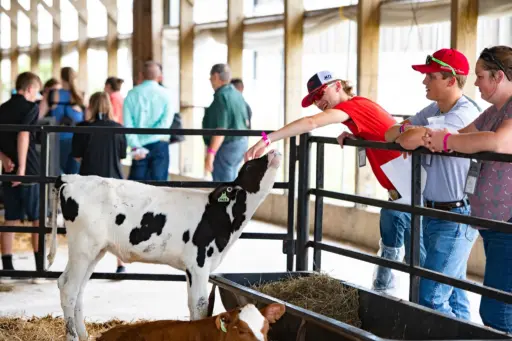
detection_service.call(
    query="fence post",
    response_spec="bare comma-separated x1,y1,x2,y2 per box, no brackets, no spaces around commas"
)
36,129,49,272
296,133,311,271
286,136,297,271
409,150,422,303
313,142,324,272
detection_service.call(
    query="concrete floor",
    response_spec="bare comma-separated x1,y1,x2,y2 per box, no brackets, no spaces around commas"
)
0,220,484,326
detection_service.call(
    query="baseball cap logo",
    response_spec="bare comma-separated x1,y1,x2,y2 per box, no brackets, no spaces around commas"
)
324,74,332,80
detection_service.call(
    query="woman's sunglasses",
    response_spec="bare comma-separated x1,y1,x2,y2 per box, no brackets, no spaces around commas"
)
479,48,511,81
309,82,336,103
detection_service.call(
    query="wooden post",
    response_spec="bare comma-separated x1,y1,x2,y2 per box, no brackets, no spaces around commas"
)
30,0,40,75
105,0,118,76
132,0,163,83
451,0,478,99
227,0,244,79
355,0,381,204
179,0,197,176
10,10,19,89
52,0,62,79
284,0,304,182
76,0,88,93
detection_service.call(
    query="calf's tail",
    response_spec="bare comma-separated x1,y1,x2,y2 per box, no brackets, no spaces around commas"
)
46,176,65,270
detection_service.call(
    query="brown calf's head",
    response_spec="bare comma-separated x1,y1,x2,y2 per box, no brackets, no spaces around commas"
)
215,303,286,341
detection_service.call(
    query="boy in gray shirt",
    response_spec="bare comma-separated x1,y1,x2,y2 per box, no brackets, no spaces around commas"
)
385,48,480,320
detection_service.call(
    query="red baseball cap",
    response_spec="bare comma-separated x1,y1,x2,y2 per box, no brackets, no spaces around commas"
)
411,48,469,76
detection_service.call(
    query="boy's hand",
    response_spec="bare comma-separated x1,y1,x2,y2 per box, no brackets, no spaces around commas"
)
0,153,14,173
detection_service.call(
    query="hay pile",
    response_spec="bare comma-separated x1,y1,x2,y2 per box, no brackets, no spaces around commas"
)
0,315,130,341
252,273,362,328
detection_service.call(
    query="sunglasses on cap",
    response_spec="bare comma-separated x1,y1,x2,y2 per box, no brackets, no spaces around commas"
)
479,48,511,81
309,82,337,103
426,55,456,76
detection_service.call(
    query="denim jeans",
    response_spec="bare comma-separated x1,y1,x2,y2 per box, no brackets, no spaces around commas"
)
212,137,248,182
128,141,170,181
59,138,80,175
479,227,512,333
419,204,478,321
373,208,426,291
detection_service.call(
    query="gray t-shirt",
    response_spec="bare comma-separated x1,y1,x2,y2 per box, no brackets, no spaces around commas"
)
408,96,481,202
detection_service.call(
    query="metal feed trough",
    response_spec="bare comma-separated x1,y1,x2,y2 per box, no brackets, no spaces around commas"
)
209,272,512,341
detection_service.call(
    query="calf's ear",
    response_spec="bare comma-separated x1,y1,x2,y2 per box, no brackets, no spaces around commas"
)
260,303,286,324
215,312,232,332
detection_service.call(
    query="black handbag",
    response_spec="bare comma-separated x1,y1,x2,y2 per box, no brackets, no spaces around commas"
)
169,112,185,144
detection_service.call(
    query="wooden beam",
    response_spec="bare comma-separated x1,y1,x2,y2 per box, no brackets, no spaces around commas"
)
77,0,88,92
355,0,381,204
179,0,197,176
451,0,478,99
40,0,61,29
227,0,244,78
10,9,18,89
52,0,62,79
30,0,40,74
284,0,303,186
105,0,118,76
10,0,38,32
132,0,163,82
69,0,88,25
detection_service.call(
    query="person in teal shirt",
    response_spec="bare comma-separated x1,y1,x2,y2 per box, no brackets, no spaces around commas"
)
123,61,174,181
202,64,249,182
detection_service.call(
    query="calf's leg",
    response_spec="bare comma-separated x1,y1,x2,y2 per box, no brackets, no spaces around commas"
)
75,249,107,341
186,267,210,320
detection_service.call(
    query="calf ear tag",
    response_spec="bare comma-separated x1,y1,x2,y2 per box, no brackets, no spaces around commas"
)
218,191,230,203
220,318,227,333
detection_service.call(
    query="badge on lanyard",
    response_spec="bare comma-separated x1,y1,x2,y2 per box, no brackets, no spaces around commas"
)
464,159,482,195
358,147,366,168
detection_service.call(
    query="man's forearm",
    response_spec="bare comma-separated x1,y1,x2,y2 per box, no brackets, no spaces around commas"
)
17,132,30,171
209,134,225,152
396,127,427,150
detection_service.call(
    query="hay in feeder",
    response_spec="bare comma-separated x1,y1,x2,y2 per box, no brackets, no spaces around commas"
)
252,273,362,328
0,315,135,341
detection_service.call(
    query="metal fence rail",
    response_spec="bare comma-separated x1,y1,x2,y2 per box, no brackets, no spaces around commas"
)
0,124,297,280
297,133,512,306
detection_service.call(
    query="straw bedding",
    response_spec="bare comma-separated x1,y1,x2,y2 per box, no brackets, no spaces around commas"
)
252,272,362,328
0,315,133,341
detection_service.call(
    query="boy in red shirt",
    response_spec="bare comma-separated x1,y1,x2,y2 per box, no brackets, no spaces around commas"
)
245,71,409,293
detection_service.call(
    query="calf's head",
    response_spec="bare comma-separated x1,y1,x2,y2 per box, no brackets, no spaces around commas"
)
209,149,281,210
215,303,285,341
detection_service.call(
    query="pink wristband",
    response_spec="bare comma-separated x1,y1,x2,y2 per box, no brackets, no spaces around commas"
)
261,132,270,146
399,122,411,134
207,148,216,155
443,133,452,152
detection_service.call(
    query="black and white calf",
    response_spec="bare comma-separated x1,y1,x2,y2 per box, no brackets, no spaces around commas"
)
47,150,282,341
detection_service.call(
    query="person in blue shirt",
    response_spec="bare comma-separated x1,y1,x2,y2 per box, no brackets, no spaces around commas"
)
46,67,85,175
123,61,173,181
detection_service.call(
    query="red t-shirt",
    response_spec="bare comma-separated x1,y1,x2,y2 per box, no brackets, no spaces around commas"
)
334,96,401,191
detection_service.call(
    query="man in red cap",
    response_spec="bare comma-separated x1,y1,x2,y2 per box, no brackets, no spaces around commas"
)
385,48,481,320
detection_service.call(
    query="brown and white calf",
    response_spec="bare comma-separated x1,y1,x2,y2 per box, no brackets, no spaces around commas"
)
46,150,282,341
97,302,286,341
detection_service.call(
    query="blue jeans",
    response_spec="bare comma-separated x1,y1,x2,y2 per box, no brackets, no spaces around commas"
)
59,138,80,175
374,208,426,291
128,141,170,181
479,227,512,333
419,204,478,321
212,137,248,182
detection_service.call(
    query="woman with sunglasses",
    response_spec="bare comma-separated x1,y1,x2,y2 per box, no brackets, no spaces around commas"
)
423,45,512,333
244,70,406,289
